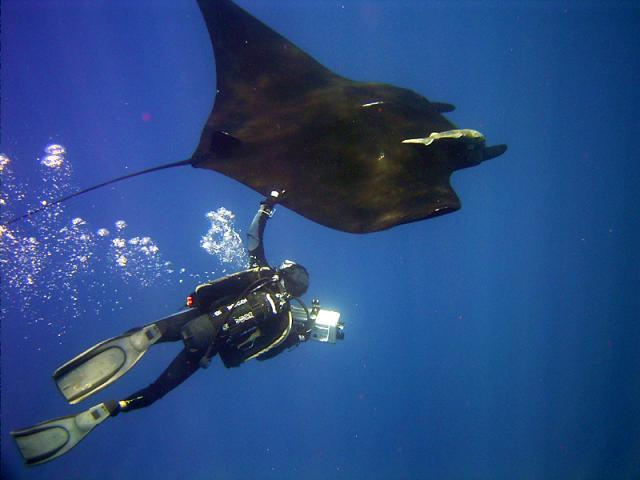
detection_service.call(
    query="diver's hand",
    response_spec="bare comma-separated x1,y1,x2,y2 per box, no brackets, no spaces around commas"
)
262,190,286,208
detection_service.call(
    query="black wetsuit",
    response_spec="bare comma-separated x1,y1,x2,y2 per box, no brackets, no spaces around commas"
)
119,202,308,412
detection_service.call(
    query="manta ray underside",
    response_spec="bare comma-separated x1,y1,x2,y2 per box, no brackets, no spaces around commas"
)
4,0,506,232
191,0,507,233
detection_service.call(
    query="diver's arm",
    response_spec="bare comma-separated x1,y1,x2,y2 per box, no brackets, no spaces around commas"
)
247,191,282,268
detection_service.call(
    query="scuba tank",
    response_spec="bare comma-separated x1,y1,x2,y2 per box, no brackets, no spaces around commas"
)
217,291,287,342
181,287,288,367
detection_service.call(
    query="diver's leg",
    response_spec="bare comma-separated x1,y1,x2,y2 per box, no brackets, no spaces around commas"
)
118,349,200,412
132,308,204,343
118,313,225,412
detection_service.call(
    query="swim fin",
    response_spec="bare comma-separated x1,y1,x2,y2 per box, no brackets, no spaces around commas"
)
53,324,163,404
11,401,118,466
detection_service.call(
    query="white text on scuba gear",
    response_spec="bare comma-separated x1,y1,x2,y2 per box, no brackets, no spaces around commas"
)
217,293,279,332
212,297,248,317
234,311,255,324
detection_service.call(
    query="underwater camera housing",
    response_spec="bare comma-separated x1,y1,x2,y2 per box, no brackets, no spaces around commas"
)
290,299,344,344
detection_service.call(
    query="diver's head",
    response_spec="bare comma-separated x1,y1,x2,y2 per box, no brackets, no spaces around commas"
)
277,260,309,297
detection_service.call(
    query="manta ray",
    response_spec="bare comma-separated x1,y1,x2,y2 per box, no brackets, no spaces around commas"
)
7,0,506,233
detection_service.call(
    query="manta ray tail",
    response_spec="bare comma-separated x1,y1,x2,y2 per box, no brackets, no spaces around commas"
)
2,159,197,227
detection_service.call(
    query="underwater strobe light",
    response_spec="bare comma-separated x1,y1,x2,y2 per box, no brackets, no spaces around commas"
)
291,300,344,344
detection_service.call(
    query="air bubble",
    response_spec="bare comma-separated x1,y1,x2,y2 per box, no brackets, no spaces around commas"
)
200,207,247,267
45,144,66,155
0,153,10,171
1,143,245,329
41,154,64,168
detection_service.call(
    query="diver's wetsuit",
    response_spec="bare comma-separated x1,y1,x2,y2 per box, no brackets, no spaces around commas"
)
119,201,308,412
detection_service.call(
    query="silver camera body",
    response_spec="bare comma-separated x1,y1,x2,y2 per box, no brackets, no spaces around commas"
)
290,299,344,344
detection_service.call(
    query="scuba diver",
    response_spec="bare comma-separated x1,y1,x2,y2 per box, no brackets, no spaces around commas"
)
11,191,344,466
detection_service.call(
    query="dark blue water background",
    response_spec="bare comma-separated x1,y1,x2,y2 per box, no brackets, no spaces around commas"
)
2,1,639,478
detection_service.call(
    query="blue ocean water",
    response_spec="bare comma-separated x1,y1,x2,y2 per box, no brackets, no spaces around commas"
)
1,0,639,478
